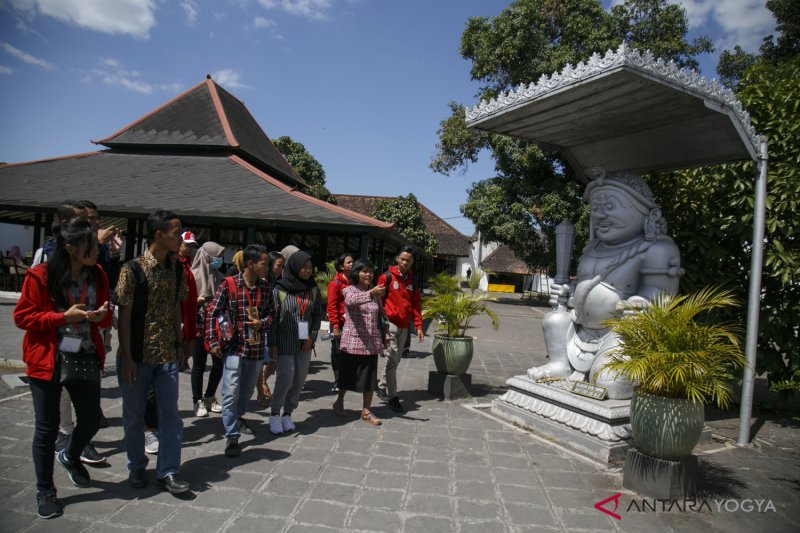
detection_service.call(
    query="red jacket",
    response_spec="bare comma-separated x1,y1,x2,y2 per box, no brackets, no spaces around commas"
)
14,264,112,380
378,265,422,330
326,272,350,331
178,255,199,341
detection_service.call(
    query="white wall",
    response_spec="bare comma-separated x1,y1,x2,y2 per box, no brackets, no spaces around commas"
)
465,233,498,290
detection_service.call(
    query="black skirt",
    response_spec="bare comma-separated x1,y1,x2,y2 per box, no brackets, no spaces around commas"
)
337,351,379,392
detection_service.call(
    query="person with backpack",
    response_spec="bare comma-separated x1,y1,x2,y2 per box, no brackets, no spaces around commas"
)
32,201,87,267
13,217,112,519
205,244,275,457
326,254,353,392
190,241,226,417
267,250,323,435
376,245,424,414
115,210,189,494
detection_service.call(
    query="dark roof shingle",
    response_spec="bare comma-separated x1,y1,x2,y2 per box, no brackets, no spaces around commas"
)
481,245,531,274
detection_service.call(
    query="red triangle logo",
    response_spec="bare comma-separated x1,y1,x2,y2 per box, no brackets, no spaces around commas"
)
594,492,623,520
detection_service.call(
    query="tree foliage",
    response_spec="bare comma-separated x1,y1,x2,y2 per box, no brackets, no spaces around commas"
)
273,135,337,204
369,194,438,255
432,0,712,270
652,56,800,390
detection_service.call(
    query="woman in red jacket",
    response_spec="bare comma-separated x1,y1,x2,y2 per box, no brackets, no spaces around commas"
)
13,218,112,519
327,254,353,392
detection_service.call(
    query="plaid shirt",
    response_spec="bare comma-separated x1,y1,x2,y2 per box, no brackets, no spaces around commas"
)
205,273,275,360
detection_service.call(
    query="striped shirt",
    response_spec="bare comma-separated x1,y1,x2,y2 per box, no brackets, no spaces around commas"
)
268,285,323,356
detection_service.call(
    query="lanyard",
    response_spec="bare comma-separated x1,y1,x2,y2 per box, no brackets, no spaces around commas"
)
66,280,88,307
296,290,309,319
243,283,261,309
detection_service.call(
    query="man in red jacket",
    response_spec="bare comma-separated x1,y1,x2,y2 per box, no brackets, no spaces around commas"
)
377,245,423,413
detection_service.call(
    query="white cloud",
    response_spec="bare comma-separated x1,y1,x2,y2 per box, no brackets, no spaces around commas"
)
212,12,226,21
258,0,332,21
180,0,198,26
1,42,55,69
254,16,276,28
7,0,157,39
89,58,181,94
0,65,13,75
212,68,249,90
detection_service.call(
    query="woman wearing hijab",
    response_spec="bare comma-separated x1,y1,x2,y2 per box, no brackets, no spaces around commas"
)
225,250,244,277
190,241,226,417
267,250,322,435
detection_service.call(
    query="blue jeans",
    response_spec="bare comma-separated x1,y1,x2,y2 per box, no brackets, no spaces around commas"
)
221,356,263,439
119,362,183,479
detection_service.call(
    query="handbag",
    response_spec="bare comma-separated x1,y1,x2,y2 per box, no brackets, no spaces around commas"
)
59,350,100,385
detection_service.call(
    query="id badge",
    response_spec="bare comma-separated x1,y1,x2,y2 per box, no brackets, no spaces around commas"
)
246,306,261,345
298,321,309,340
59,335,83,353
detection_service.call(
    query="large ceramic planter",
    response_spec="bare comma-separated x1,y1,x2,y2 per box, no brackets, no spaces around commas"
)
630,390,704,461
432,335,473,375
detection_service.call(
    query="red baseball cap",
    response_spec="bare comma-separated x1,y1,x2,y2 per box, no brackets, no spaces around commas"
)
181,231,197,244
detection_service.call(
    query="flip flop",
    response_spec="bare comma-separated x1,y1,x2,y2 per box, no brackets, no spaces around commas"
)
361,410,382,426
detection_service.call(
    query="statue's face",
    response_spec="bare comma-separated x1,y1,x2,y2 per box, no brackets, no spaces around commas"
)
590,188,646,245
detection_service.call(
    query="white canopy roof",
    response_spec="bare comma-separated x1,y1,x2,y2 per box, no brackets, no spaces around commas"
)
465,43,761,181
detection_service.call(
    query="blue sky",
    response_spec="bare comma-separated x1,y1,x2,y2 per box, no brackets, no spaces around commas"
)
0,1,776,236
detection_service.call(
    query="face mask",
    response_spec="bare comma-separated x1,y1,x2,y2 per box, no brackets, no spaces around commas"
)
210,257,223,270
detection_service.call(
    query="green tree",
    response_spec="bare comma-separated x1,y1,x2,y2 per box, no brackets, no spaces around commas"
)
652,56,800,392
432,0,712,270
273,136,337,204
369,194,438,255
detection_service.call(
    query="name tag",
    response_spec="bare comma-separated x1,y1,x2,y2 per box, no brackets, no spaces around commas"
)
59,336,83,353
298,321,309,340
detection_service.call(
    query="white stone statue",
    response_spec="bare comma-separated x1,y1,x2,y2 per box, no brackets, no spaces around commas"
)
528,170,683,399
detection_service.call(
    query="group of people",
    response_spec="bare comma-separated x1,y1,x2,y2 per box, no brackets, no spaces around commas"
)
13,201,424,520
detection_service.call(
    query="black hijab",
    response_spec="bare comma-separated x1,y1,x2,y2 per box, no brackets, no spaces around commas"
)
275,250,316,294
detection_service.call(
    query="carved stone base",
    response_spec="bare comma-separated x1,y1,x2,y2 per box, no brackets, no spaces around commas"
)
491,375,633,464
623,449,697,500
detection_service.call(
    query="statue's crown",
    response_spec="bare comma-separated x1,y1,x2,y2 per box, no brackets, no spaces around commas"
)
585,170,657,210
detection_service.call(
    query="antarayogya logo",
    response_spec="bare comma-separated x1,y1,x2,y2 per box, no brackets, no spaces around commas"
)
594,492,777,520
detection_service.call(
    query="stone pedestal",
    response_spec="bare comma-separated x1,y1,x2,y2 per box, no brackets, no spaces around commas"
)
428,372,471,400
623,449,697,500
491,376,632,464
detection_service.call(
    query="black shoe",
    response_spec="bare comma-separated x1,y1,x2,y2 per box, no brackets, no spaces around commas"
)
36,489,63,519
54,431,69,454
57,449,90,487
157,474,190,494
80,442,106,465
238,418,253,435
225,438,241,458
388,396,405,413
128,468,147,489
98,411,109,429
376,387,388,400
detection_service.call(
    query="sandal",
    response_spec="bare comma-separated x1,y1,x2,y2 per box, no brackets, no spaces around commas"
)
332,401,346,417
361,410,382,426
258,395,270,408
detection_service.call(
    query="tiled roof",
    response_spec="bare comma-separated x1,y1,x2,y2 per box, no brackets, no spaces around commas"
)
334,195,470,257
0,151,392,230
481,245,531,274
95,77,304,187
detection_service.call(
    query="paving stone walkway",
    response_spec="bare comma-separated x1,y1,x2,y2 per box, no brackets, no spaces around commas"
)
0,294,798,532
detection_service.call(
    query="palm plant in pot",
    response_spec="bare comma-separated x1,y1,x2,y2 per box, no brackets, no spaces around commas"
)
600,287,746,461
422,273,499,375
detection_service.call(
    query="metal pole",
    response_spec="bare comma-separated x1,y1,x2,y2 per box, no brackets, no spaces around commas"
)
737,139,768,446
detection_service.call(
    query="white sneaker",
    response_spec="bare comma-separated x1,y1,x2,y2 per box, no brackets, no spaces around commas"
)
195,400,208,418
205,396,223,414
281,415,295,432
269,415,283,435
144,431,159,455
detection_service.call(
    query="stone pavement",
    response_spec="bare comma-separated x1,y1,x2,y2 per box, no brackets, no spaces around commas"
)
0,294,798,532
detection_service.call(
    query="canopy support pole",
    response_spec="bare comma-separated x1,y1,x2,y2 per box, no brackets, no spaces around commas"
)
737,139,768,446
